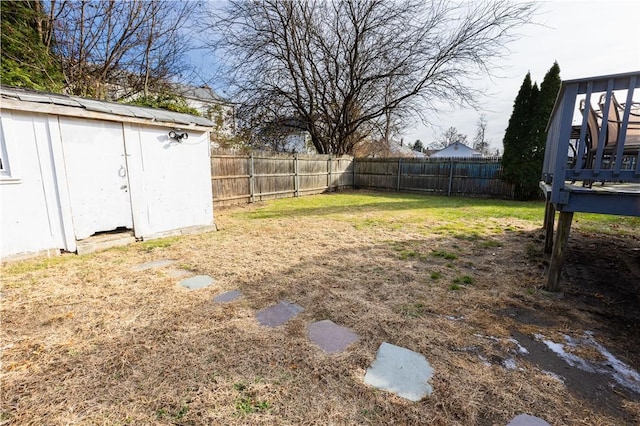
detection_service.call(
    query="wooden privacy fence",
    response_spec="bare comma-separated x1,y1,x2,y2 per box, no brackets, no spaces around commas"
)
354,157,514,198
211,152,354,207
211,153,513,206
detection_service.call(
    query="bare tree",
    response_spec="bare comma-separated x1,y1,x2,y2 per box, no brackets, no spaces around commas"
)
50,0,197,99
432,126,468,149
203,0,536,155
473,113,491,156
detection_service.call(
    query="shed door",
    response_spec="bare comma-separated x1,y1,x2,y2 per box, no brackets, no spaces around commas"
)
59,117,133,239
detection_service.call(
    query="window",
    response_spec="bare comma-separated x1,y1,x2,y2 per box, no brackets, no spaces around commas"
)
0,118,9,176
0,115,15,180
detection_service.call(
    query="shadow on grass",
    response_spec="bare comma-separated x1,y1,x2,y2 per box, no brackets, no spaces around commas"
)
3,224,639,425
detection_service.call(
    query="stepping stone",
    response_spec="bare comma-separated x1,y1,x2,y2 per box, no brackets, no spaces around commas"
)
256,301,303,327
166,269,193,278
364,342,434,401
506,414,551,426
179,275,214,290
214,290,243,303
308,320,359,353
131,259,176,271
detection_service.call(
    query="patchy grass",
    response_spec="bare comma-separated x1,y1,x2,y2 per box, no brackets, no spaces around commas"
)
1,190,638,425
140,236,180,252
453,275,474,285
431,249,458,260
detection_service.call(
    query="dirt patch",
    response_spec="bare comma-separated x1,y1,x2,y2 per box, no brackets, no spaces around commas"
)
1,193,639,425
496,232,640,424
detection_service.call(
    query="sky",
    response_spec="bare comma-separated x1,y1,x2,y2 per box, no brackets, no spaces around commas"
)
401,0,640,153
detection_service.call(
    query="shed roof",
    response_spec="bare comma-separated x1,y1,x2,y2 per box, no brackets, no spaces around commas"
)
0,85,214,129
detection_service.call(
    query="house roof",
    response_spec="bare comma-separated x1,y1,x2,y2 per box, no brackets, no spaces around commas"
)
430,142,481,158
0,85,214,129
390,141,427,158
171,83,228,104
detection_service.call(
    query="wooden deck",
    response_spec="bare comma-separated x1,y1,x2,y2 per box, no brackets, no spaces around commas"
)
540,71,640,291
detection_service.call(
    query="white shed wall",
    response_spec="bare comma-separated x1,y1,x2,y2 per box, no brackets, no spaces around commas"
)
124,124,213,238
1,108,213,259
0,111,70,258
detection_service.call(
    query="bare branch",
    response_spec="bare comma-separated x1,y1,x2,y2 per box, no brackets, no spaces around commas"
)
204,0,536,155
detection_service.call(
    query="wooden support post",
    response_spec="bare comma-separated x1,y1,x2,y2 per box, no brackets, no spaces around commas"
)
546,210,574,292
543,200,555,254
397,158,402,191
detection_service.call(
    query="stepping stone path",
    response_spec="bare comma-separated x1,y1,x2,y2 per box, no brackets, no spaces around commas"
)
179,275,215,290
364,342,434,401
506,414,551,426
214,290,243,303
131,259,176,271
131,264,437,401
308,320,359,354
256,301,303,327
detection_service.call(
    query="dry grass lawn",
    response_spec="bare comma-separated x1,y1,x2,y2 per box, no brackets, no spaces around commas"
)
2,190,639,425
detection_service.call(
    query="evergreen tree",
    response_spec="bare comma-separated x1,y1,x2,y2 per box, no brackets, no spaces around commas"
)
501,63,561,200
502,72,534,198
0,1,63,91
531,61,562,183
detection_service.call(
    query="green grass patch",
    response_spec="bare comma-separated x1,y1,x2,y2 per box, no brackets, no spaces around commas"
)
398,249,420,260
430,271,442,280
453,275,474,285
233,382,271,416
572,213,640,236
235,397,270,416
449,283,462,291
431,250,458,260
477,238,503,248
230,192,638,238
140,236,180,252
2,255,75,275
156,405,189,421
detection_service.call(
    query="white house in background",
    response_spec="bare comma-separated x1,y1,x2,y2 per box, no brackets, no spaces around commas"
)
390,141,427,158
283,131,316,154
0,86,215,260
172,83,236,144
430,142,482,158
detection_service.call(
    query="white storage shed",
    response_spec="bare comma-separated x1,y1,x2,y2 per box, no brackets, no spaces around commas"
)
0,86,215,260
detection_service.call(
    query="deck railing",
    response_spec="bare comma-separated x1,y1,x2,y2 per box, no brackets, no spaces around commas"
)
541,72,640,204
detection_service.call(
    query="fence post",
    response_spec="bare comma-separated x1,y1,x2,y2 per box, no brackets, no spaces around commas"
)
352,157,356,189
397,158,402,191
328,156,333,192
447,159,454,196
294,154,299,197
249,153,255,203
